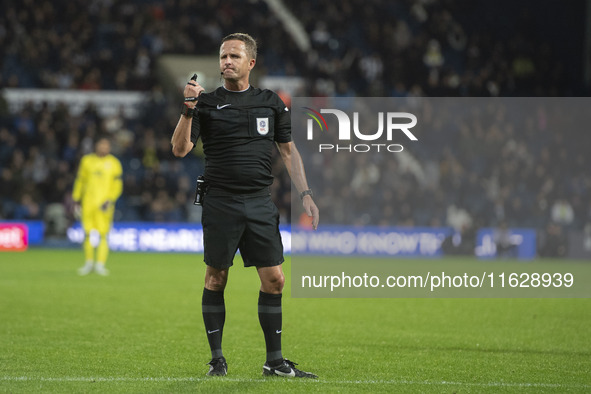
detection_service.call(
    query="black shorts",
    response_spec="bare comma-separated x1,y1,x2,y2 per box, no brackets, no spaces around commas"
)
201,187,284,269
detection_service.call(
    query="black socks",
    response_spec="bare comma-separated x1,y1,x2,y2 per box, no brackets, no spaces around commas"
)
202,288,225,359
203,288,283,365
258,291,283,366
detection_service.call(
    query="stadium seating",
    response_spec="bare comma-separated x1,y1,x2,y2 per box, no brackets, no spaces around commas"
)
1,0,589,243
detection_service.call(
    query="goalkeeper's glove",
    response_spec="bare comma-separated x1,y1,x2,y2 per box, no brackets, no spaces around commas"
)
100,201,111,212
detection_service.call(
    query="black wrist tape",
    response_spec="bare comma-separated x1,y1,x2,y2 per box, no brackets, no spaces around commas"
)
181,103,195,118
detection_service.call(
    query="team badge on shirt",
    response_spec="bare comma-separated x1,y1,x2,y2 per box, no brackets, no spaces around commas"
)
257,118,269,135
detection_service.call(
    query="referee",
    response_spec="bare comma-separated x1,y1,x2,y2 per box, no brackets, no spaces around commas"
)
171,33,319,378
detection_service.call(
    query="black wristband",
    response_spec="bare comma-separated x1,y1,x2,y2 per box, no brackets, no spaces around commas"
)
181,103,195,118
299,189,313,200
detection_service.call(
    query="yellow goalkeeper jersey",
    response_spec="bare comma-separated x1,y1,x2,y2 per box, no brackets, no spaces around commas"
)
72,153,123,210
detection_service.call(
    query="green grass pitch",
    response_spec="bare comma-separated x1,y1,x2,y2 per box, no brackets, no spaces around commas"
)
1,249,590,393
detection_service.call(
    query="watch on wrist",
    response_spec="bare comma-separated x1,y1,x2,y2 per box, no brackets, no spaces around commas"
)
299,189,313,200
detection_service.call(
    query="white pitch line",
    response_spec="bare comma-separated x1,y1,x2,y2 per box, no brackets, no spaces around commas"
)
1,376,590,389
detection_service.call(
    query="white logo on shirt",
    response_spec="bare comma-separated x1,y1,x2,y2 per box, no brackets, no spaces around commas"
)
257,118,269,135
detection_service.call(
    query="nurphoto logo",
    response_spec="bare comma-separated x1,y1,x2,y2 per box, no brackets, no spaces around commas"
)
303,107,418,153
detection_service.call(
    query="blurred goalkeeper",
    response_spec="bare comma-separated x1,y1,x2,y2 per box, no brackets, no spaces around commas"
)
72,136,123,276
171,33,319,378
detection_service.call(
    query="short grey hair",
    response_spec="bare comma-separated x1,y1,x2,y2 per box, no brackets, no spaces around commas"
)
222,33,257,60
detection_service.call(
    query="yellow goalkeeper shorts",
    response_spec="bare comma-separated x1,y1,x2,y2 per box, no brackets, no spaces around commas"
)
81,207,114,235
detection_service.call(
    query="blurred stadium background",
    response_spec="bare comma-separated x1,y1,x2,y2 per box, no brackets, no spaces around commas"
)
1,0,591,259
1,2,591,392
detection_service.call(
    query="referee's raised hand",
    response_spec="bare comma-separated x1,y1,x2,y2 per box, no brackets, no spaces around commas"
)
184,75,204,108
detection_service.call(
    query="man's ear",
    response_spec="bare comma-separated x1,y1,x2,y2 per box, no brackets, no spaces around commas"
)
249,58,256,70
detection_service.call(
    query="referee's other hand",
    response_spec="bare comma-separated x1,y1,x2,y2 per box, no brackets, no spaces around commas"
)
303,196,319,230
184,81,204,108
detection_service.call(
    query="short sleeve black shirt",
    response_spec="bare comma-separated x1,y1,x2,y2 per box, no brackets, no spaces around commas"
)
190,86,291,193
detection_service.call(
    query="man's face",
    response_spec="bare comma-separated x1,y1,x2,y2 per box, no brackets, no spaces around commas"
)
219,40,255,82
95,139,111,157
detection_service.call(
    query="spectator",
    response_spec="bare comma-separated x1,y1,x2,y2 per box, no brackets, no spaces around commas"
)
550,198,575,228
493,221,518,258
538,222,568,258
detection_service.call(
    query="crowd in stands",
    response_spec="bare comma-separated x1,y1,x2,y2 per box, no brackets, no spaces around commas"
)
1,0,589,247
0,97,203,234
297,99,591,233
1,0,293,91
3,0,585,95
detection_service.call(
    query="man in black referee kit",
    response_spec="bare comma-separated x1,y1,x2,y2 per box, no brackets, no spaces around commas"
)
171,33,319,378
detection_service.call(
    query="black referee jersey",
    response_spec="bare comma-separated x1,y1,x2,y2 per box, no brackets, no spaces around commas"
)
190,86,291,193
